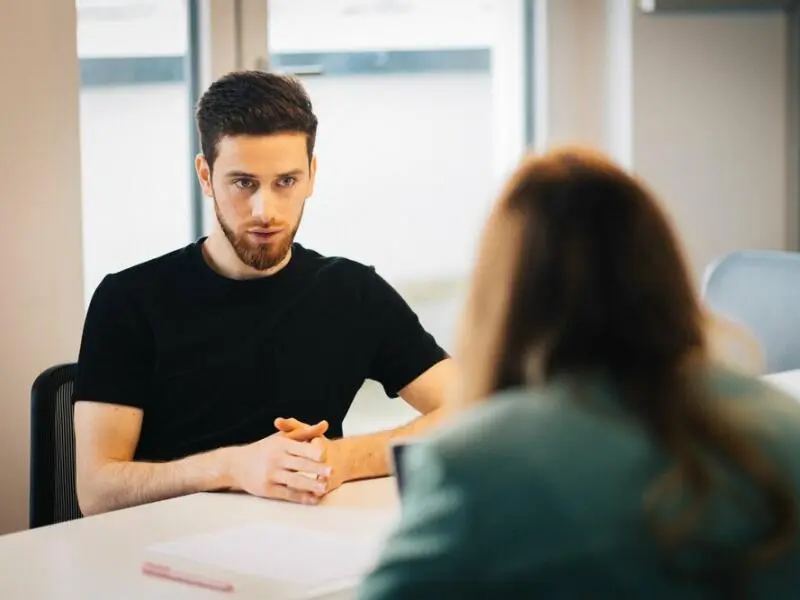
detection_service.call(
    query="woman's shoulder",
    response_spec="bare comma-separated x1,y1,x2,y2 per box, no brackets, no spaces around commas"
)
706,365,800,452
425,367,800,474
704,364,800,421
433,385,572,444
422,380,614,476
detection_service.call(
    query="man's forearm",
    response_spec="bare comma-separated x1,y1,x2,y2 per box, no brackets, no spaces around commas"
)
335,407,445,483
79,447,235,516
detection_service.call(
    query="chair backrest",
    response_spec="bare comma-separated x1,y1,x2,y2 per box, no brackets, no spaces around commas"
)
702,250,800,374
29,363,82,528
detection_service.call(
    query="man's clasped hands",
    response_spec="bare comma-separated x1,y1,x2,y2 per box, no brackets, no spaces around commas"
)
224,416,346,505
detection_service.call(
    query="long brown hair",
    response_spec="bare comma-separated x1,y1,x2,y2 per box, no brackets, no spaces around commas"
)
457,147,796,578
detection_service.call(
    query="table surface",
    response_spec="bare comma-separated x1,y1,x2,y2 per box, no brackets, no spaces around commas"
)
763,368,800,397
0,478,397,600
3,370,800,600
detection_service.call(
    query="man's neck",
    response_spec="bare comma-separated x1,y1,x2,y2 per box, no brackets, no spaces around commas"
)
202,230,292,280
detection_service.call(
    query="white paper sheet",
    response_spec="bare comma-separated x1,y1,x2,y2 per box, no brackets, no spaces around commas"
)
148,507,397,587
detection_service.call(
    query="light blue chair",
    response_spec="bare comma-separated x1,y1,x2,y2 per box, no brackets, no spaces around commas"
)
702,250,800,374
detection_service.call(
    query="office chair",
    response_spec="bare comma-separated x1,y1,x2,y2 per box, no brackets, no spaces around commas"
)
702,250,800,374
29,363,82,528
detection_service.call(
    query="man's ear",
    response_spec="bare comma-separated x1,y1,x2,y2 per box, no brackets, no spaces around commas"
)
195,154,213,198
307,155,317,198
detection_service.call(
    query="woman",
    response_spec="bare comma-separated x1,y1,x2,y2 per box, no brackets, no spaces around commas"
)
357,148,800,599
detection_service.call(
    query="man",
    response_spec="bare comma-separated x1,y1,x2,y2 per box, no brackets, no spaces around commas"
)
73,71,454,516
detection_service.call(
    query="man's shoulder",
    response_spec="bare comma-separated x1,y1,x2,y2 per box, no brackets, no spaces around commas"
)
92,242,200,300
295,244,376,280
428,389,570,462
295,246,411,317
116,242,198,280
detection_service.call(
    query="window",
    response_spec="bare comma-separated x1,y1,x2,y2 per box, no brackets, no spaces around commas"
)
264,0,530,432
267,0,526,293
77,0,194,305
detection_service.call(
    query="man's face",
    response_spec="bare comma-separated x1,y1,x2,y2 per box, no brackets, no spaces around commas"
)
196,133,316,271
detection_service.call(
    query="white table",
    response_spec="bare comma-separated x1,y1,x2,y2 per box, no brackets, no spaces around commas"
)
0,478,397,600
763,369,800,399
8,371,798,600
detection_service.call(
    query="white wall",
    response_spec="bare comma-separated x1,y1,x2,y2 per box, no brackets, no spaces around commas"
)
77,0,187,57
0,1,85,534
631,9,789,280
789,4,800,249
536,0,610,150
269,0,510,52
538,0,792,280
80,84,192,304
293,73,495,283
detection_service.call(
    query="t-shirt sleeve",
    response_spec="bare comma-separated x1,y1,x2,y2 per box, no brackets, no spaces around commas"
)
365,268,448,398
73,274,154,410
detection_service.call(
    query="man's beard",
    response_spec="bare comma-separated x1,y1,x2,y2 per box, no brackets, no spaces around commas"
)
214,197,302,271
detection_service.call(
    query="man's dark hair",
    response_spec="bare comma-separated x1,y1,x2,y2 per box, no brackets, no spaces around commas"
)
195,70,318,171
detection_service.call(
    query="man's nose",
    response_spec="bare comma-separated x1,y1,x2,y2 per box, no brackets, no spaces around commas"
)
250,189,277,220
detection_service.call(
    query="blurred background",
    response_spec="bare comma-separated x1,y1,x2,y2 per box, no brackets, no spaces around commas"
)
1,0,798,533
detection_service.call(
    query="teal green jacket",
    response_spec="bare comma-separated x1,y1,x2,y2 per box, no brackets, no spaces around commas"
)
358,368,800,599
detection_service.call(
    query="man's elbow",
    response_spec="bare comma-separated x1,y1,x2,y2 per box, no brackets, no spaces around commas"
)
76,470,112,517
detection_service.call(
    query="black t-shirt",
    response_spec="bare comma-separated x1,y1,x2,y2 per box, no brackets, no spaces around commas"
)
73,240,447,462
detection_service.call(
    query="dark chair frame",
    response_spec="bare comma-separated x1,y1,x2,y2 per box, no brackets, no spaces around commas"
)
29,362,82,528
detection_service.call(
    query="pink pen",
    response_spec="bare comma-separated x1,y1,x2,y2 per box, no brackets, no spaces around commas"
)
141,561,235,592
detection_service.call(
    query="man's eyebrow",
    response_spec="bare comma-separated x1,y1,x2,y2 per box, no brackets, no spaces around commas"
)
224,170,257,179
276,169,305,178
223,169,305,179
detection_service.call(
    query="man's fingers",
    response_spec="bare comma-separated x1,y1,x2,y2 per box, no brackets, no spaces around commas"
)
275,417,329,436
283,420,329,442
274,417,306,431
311,437,328,461
282,437,326,461
267,484,319,505
281,454,332,479
271,469,328,496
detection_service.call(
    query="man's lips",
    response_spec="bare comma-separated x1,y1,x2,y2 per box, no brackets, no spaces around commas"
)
247,228,283,243
247,227,284,235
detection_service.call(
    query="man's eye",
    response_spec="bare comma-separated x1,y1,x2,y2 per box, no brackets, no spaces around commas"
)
234,179,255,190
276,177,297,188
